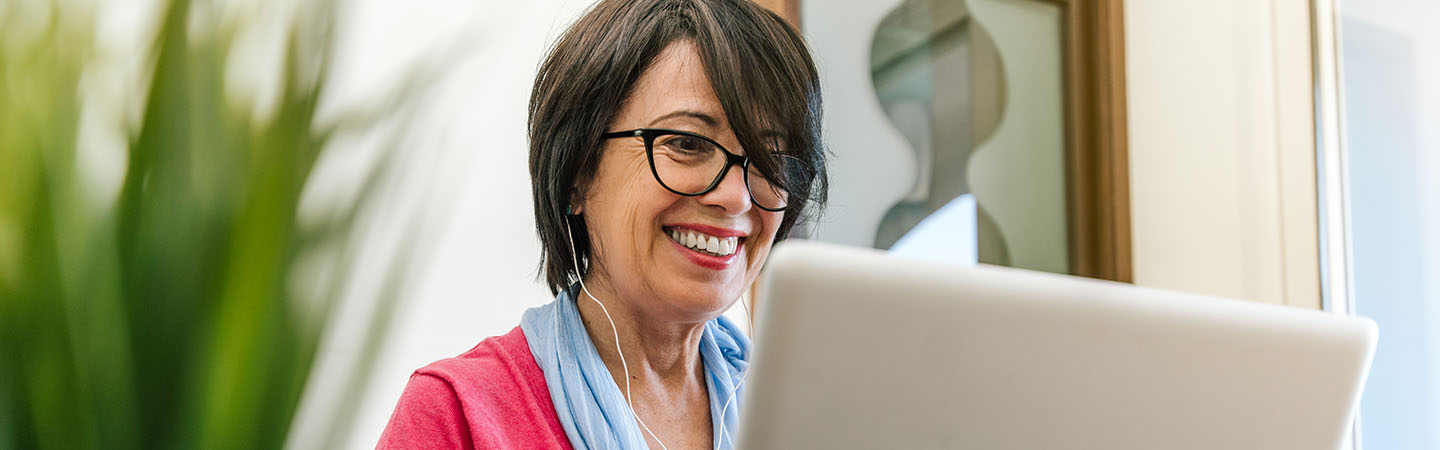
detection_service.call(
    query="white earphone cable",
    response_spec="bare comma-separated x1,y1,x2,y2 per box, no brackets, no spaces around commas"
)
567,218,670,450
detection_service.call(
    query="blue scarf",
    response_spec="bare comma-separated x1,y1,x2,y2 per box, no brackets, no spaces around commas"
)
520,286,750,450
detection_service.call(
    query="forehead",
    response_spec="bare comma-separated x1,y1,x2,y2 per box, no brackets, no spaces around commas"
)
616,40,729,131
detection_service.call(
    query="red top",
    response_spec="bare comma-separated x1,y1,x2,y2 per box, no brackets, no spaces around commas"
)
377,326,574,449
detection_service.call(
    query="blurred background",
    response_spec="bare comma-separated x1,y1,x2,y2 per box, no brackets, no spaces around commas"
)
1,0,1435,449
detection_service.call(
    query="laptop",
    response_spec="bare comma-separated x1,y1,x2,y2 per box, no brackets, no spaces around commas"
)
737,240,1376,450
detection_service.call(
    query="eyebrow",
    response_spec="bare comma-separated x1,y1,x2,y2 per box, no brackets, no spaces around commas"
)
647,110,787,144
647,110,720,127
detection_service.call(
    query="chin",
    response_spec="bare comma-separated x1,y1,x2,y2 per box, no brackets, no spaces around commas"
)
666,283,743,318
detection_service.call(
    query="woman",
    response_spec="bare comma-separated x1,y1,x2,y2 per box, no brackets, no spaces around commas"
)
378,0,825,448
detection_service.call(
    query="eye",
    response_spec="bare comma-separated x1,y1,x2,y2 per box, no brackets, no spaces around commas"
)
658,134,713,155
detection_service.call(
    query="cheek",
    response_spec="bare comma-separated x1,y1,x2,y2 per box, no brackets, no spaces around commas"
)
758,210,785,242
611,175,680,263
618,190,664,241
746,211,787,268
586,169,656,260
593,156,670,227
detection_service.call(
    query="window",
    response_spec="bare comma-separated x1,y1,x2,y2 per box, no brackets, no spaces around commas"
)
1335,0,1440,447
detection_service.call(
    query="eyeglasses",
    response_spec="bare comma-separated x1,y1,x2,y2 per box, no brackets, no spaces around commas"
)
600,128,810,212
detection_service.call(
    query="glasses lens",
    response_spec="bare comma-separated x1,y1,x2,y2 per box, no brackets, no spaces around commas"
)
748,154,810,211
650,132,728,194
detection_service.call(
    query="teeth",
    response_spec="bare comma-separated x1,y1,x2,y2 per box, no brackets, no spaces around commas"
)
667,227,739,256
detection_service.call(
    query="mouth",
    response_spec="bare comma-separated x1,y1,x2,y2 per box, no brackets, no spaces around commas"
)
663,225,746,258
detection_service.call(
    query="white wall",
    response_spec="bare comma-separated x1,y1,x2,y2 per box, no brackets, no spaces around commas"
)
1124,0,1321,309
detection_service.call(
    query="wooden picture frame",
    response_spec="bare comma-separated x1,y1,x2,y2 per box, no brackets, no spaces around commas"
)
1055,0,1132,283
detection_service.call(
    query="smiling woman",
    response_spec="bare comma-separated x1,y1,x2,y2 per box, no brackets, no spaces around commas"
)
376,1,825,449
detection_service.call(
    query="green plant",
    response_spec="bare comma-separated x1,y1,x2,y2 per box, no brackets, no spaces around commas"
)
0,0,417,448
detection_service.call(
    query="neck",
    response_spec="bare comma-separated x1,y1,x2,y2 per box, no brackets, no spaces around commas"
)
573,275,708,390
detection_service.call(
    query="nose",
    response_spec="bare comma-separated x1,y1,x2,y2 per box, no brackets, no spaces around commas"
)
697,162,752,215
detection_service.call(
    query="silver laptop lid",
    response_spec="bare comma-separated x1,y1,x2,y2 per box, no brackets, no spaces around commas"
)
738,241,1376,450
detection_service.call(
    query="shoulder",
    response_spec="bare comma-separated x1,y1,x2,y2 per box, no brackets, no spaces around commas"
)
416,327,546,398
378,327,572,450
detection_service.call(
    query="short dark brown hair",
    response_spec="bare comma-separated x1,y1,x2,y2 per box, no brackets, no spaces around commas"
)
528,0,827,295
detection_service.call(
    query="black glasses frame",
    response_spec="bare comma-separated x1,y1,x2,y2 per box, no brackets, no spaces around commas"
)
600,128,799,212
